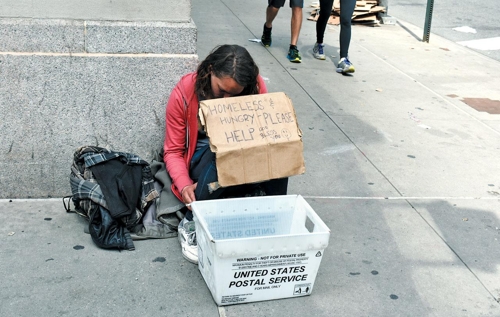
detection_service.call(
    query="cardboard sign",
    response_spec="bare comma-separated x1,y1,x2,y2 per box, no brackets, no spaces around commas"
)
199,92,305,187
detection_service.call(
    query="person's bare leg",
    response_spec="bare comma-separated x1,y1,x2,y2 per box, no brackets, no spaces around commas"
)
265,5,280,28
290,6,302,46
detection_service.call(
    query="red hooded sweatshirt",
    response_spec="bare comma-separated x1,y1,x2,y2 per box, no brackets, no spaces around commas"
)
163,72,268,202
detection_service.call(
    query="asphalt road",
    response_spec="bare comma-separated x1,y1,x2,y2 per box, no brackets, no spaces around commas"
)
387,0,500,62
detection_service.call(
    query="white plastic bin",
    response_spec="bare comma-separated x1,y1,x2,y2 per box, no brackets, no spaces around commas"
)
191,195,330,306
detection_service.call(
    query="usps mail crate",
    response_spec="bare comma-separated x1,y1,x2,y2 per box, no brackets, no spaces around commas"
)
191,195,330,306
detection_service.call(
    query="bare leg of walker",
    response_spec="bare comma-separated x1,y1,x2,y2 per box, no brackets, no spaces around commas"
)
287,6,303,63
265,5,279,29
290,6,302,46
261,5,279,47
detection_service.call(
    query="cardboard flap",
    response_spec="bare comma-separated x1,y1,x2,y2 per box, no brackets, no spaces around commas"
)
199,92,305,186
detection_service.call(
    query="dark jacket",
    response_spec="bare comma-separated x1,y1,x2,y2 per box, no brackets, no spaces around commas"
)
69,146,158,250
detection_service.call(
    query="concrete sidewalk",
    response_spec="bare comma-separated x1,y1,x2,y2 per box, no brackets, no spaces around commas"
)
1,0,500,316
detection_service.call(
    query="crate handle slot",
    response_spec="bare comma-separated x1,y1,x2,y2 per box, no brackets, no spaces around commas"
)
305,215,315,233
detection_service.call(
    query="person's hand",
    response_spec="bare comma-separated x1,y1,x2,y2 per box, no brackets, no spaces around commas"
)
181,183,197,210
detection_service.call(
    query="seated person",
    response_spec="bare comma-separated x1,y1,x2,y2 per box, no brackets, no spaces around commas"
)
164,44,288,264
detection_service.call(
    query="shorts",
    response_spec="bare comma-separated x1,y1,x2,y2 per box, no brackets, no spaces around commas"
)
268,0,304,8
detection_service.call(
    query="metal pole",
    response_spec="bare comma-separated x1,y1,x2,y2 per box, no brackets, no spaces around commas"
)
423,0,435,42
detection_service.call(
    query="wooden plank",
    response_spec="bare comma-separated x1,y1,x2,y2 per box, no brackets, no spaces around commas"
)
307,13,320,21
308,0,381,24
352,10,373,18
369,6,386,13
327,15,340,25
353,14,377,21
354,5,372,12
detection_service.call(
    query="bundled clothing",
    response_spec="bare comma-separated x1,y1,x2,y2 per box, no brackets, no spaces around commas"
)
69,146,158,250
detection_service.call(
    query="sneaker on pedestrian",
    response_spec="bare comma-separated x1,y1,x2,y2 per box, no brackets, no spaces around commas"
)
261,24,272,47
287,46,302,63
178,217,198,264
336,57,355,74
312,43,326,60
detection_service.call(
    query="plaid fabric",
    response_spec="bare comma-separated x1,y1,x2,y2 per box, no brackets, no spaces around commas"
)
70,145,159,226
82,147,147,168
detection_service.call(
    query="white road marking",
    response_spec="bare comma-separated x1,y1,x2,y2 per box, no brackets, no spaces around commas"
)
457,37,500,51
452,26,477,33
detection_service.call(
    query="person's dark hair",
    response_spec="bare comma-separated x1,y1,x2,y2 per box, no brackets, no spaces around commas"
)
195,44,260,99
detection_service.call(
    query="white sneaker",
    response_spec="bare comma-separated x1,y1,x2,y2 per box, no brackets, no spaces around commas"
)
178,218,198,264
313,43,326,60
336,57,355,74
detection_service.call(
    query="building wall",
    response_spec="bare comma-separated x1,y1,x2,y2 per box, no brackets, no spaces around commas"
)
0,0,198,198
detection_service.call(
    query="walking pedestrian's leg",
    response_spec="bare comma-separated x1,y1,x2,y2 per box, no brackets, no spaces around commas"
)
265,4,280,28
290,6,302,46
339,0,356,58
336,0,356,73
262,1,282,46
313,0,334,60
287,4,303,62
316,0,334,44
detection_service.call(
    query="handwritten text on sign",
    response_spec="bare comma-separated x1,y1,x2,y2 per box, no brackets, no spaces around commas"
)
200,94,298,146
198,92,304,188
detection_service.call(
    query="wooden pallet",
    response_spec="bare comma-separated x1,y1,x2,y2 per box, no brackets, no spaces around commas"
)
308,0,386,26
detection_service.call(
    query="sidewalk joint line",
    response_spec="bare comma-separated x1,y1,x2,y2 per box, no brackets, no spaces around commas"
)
218,306,226,317
0,52,197,58
303,196,499,200
84,20,87,53
1,196,498,203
